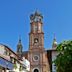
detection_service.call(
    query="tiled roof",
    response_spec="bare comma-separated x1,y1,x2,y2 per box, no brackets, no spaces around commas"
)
22,51,28,59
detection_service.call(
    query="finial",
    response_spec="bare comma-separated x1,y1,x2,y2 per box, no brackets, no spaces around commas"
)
19,35,21,43
35,9,40,16
52,33,57,48
54,33,56,41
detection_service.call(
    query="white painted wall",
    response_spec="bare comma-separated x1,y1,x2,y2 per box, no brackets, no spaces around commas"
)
52,51,58,72
0,45,5,54
22,57,30,71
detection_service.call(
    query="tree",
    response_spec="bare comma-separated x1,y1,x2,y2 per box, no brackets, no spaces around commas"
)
54,40,72,72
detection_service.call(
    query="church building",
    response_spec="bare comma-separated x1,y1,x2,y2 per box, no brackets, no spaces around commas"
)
17,11,57,72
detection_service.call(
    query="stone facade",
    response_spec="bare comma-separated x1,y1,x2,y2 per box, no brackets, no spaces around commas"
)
22,11,50,72
19,11,58,72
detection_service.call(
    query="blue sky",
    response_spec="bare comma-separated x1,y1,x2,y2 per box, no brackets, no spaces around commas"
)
0,0,72,51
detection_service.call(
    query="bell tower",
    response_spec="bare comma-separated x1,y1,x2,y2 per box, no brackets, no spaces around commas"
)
29,11,44,51
28,11,50,72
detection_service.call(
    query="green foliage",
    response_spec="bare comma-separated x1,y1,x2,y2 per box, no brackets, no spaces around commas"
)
13,64,17,69
19,66,23,71
54,40,72,72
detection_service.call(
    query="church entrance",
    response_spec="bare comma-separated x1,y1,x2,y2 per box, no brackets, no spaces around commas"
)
34,69,39,72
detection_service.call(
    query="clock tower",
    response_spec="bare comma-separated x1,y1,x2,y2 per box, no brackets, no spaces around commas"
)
28,11,50,72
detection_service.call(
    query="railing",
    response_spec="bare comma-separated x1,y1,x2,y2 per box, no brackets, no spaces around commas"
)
0,57,13,70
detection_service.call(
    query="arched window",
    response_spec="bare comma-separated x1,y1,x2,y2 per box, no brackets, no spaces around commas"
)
34,69,39,72
34,38,39,43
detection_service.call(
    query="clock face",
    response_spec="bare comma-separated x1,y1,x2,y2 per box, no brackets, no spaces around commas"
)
33,55,39,61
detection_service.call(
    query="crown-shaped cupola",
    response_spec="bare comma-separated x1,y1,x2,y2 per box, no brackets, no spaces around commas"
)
30,11,43,33
30,11,43,23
